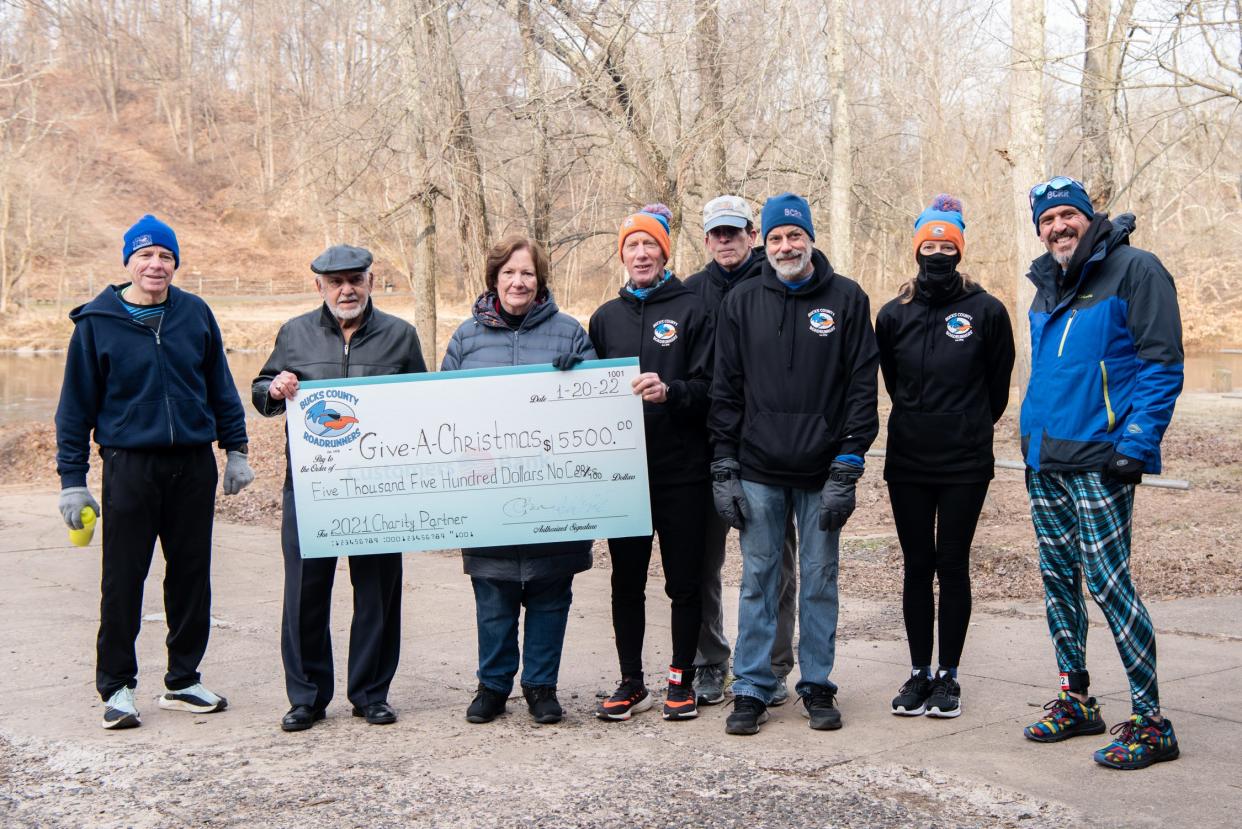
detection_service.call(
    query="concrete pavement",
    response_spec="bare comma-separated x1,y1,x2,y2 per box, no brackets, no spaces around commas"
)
1,489,1238,828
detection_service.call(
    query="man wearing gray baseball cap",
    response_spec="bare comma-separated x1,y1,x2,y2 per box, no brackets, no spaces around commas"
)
685,196,798,709
252,244,427,732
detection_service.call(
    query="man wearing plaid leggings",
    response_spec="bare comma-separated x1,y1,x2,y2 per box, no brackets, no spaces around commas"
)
1018,177,1183,770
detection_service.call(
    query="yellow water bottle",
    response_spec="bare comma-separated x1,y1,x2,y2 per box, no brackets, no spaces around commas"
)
69,506,97,547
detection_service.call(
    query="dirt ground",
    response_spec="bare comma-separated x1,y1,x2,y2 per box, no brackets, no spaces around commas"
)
7,382,1239,605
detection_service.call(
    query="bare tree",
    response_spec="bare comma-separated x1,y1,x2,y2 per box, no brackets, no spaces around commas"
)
1008,0,1048,399
1081,0,1137,207
827,0,852,274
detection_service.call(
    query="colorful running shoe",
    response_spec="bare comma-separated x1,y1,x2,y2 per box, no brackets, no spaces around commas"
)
596,676,652,721
1023,691,1107,742
663,667,699,721
1093,714,1180,770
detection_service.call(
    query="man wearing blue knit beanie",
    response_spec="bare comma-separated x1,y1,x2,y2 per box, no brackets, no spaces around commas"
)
1020,176,1184,770
55,214,254,730
709,191,879,735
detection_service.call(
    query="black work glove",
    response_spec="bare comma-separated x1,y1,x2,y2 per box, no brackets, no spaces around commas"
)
1103,449,1144,485
819,461,864,532
711,458,750,530
552,352,584,371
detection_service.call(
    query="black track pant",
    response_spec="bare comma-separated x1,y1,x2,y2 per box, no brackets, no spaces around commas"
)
280,485,403,711
887,481,990,669
608,481,708,676
97,445,218,700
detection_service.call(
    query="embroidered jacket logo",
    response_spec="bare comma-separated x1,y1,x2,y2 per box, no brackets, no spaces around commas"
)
945,312,974,341
808,308,835,335
652,319,679,346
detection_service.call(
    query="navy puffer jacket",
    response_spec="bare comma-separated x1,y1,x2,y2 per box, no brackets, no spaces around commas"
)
441,290,597,582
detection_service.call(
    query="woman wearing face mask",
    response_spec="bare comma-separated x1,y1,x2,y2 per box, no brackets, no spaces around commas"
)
875,195,1015,720
589,204,714,722
442,235,596,726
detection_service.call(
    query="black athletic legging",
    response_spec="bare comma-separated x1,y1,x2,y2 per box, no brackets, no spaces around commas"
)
608,481,707,677
887,481,990,669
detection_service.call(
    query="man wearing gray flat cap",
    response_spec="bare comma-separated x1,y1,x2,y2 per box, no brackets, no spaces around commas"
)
252,244,427,732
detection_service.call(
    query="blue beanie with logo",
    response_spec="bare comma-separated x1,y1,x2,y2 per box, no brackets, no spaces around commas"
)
761,193,815,242
1030,178,1094,232
123,214,180,269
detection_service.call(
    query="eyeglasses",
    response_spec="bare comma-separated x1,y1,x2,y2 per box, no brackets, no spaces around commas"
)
1029,176,1086,207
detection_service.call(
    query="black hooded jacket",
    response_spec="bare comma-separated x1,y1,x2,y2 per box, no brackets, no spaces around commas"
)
709,249,880,489
684,246,765,314
875,275,1015,483
589,275,714,486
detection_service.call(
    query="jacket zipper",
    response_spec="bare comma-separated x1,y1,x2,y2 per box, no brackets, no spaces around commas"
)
1056,309,1077,357
149,313,175,444
1100,361,1116,431
342,340,351,376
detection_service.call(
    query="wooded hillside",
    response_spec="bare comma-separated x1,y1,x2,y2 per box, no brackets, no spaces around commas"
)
2,0,1239,357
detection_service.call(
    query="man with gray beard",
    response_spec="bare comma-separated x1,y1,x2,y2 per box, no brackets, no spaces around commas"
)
253,244,427,732
1018,177,1183,770
708,193,879,735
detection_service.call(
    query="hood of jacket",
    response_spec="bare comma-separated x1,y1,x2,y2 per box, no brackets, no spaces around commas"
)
614,272,693,307
70,283,181,323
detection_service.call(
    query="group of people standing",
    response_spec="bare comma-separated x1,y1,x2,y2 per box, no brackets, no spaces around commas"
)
54,174,1184,772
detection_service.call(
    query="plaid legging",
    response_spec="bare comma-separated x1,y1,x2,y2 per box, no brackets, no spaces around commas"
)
1026,469,1159,716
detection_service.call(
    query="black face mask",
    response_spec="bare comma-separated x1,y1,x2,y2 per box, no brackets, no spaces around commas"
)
916,252,961,284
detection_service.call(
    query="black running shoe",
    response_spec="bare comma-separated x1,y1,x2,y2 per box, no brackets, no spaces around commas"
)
596,676,652,720
522,685,562,724
800,684,842,730
926,672,962,719
725,695,769,736
466,684,508,723
892,671,932,716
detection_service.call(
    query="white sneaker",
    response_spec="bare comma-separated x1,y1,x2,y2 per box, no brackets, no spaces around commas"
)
102,686,141,730
159,682,228,714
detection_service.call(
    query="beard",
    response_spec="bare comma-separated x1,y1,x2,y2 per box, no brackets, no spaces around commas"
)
767,246,813,280
1048,230,1079,267
327,297,366,320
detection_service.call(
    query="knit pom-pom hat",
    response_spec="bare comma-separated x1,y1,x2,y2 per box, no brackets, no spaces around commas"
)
912,194,965,259
618,203,672,260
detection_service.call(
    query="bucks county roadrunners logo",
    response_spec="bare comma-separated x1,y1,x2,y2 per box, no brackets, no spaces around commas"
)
652,319,679,346
808,308,836,336
301,391,362,448
945,312,973,341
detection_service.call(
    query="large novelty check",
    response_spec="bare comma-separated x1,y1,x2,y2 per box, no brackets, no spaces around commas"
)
286,358,652,558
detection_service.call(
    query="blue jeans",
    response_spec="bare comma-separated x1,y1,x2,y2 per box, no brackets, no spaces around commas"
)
732,481,841,704
472,576,574,695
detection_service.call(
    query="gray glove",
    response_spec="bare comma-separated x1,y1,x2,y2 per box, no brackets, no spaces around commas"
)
711,458,750,530
59,487,101,530
223,450,255,495
818,461,864,532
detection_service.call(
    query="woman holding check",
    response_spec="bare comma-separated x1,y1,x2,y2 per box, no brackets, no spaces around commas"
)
441,234,596,725
588,204,715,722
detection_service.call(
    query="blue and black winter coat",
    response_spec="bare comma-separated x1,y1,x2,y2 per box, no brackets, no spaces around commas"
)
1021,213,1183,474
55,284,248,488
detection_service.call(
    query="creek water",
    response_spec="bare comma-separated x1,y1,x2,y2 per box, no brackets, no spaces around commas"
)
2,350,1240,423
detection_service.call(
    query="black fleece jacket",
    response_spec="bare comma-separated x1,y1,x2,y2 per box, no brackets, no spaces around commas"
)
589,275,714,485
709,250,880,489
875,277,1015,483
684,246,765,314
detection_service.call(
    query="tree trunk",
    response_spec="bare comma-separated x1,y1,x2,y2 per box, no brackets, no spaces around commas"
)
425,2,490,294
182,0,196,164
694,0,727,197
514,0,553,252
402,0,440,368
1008,0,1047,402
1082,0,1136,210
827,0,852,275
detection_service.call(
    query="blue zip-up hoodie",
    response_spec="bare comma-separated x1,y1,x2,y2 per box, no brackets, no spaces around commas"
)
55,284,248,488
1020,214,1183,473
